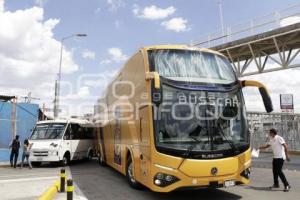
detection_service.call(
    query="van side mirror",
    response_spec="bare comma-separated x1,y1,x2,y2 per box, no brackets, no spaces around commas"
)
241,80,273,113
146,71,160,89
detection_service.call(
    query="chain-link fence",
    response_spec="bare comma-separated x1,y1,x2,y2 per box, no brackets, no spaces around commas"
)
249,112,300,152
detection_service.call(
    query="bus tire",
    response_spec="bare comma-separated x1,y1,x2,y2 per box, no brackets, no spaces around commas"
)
61,153,70,167
31,162,42,167
98,151,106,166
126,157,142,190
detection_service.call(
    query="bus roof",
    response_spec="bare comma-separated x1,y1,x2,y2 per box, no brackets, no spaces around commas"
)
142,45,225,57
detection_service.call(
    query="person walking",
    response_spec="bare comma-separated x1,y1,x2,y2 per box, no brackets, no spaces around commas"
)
20,139,32,169
259,128,291,192
9,135,21,168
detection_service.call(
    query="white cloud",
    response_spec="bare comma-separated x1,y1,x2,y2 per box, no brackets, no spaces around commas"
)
107,0,124,11
81,49,96,60
161,17,190,32
280,16,300,27
64,86,90,100
0,6,78,79
0,1,80,117
100,47,128,64
241,69,300,112
133,5,176,20
83,70,119,88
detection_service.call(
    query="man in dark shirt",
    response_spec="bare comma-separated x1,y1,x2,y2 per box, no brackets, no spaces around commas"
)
10,135,20,168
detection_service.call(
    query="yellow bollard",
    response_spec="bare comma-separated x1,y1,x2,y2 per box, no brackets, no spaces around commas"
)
60,168,66,192
67,179,74,200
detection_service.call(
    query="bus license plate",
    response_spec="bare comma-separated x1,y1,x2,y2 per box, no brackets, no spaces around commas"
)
224,180,235,187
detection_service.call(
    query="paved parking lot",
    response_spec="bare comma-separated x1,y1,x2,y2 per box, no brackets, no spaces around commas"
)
1,154,299,200
0,165,61,200
69,158,300,200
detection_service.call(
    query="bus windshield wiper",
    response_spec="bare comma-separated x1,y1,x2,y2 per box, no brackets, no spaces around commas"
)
215,119,238,154
183,126,202,158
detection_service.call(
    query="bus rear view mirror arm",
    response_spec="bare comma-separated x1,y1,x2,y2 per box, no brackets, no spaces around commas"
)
240,80,273,113
146,72,161,89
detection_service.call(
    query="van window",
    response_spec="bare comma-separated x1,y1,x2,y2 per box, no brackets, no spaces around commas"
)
64,124,71,140
64,124,95,140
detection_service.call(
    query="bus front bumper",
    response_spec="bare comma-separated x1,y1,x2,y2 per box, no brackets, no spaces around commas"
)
29,153,60,162
150,162,251,192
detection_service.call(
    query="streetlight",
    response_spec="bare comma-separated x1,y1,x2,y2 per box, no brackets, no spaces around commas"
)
217,0,225,35
53,33,87,119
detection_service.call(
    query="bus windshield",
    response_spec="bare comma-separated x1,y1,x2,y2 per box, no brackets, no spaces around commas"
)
148,49,237,84
154,84,248,157
30,123,67,140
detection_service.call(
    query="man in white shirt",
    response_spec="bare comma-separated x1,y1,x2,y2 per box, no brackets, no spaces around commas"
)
259,128,291,192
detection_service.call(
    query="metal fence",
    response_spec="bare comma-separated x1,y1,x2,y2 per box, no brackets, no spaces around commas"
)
248,112,300,152
194,3,300,47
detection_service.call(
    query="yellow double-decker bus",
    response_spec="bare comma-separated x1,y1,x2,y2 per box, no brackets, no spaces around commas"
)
94,45,273,192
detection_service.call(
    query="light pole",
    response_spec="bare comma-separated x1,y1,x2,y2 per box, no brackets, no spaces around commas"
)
53,33,87,119
218,0,225,35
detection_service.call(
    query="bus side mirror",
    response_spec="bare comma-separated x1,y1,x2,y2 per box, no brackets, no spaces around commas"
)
146,72,160,89
240,80,273,113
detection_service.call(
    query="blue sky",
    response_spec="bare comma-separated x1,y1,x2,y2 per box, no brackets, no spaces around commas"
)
1,0,300,116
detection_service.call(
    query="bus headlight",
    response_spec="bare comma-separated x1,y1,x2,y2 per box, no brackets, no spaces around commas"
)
154,173,179,187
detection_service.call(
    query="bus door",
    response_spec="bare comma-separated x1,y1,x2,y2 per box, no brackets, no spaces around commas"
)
139,106,151,185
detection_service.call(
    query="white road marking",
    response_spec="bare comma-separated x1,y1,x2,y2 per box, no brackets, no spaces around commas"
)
0,173,58,178
0,176,57,183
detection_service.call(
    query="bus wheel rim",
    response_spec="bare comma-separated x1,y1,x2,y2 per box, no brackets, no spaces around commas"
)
128,163,136,183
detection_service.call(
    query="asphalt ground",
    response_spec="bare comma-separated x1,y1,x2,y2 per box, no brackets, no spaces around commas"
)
69,160,299,200
0,153,299,200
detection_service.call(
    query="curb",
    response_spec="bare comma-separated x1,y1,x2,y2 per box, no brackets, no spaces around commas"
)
38,180,60,200
0,163,10,168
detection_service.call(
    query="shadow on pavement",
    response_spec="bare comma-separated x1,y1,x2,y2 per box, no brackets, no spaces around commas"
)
69,160,242,200
245,186,284,192
245,186,272,191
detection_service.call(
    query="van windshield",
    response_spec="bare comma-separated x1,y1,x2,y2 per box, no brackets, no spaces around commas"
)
30,123,67,140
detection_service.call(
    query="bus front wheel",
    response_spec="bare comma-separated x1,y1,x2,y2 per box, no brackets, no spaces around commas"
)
126,157,142,190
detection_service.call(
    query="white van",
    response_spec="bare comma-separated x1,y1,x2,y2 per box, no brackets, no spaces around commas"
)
29,119,95,166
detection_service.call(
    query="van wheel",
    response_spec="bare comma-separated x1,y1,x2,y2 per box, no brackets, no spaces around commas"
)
31,162,41,167
126,157,142,190
98,151,106,166
61,154,70,166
